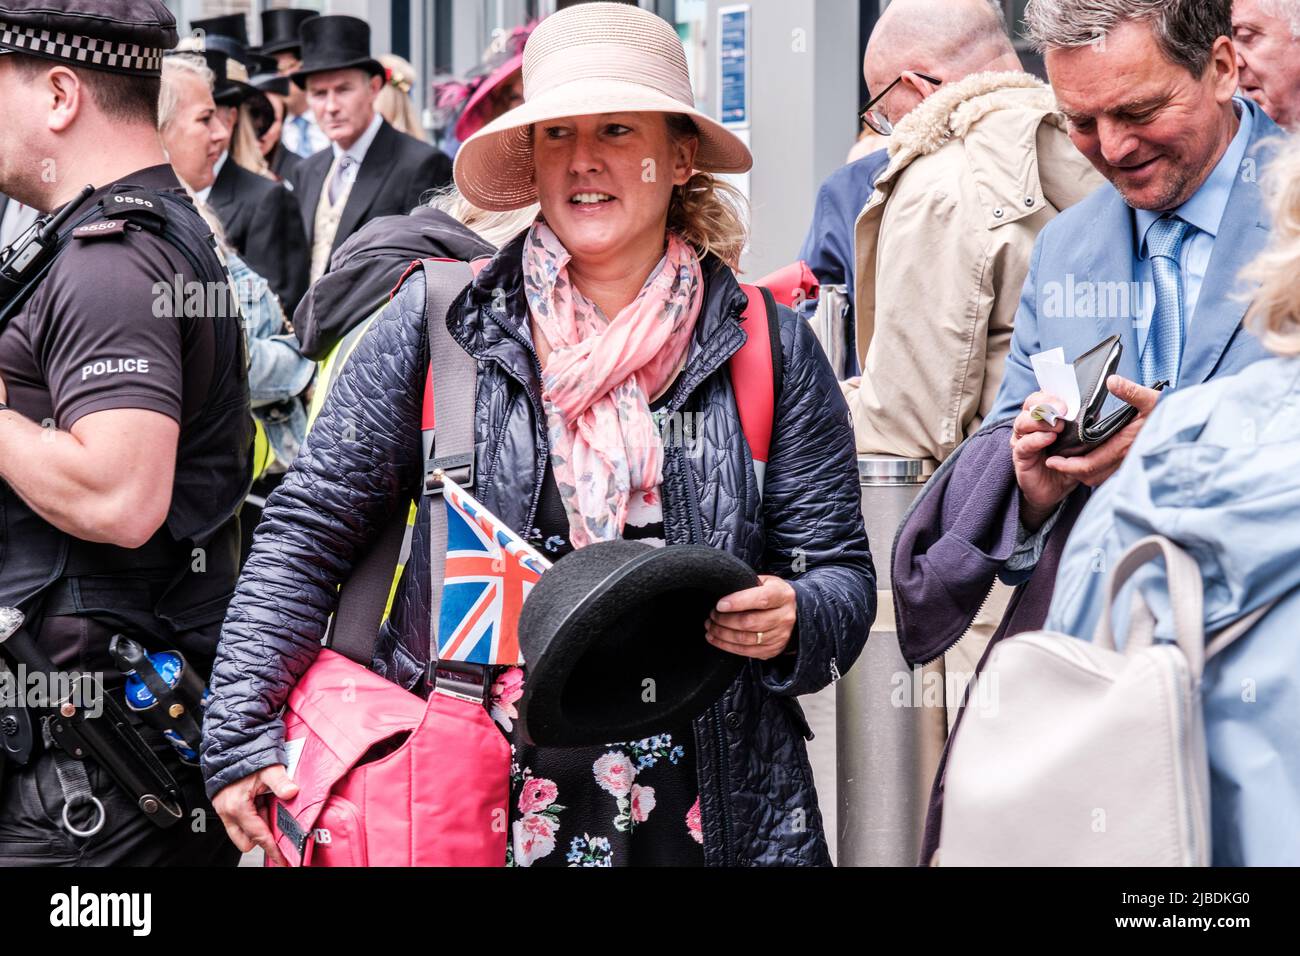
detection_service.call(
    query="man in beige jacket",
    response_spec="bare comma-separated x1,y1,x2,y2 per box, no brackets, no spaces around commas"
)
844,0,1103,466
844,0,1103,723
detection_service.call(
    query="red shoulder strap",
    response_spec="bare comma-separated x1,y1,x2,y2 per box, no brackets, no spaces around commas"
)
731,284,777,488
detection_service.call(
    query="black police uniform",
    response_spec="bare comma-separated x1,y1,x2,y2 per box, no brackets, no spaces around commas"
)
0,1,250,865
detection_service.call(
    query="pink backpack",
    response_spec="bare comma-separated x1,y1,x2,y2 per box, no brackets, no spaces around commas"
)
264,261,781,866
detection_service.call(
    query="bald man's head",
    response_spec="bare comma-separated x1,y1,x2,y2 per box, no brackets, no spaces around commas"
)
865,0,1021,127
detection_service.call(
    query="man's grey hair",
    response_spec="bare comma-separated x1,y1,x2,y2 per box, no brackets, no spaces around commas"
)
158,53,214,131
1259,0,1300,39
1024,0,1233,75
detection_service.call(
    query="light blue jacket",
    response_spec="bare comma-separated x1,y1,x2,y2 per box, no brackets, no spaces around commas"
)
987,98,1281,424
1046,354,1300,865
225,249,314,473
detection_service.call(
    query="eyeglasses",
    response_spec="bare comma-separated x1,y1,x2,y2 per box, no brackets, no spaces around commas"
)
859,71,942,136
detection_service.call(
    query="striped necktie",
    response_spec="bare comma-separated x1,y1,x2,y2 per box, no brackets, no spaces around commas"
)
1140,216,1192,389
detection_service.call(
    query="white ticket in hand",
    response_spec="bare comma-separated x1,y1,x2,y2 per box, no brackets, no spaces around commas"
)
1029,347,1082,421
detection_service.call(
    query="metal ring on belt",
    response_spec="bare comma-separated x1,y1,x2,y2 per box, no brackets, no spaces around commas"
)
62,794,107,838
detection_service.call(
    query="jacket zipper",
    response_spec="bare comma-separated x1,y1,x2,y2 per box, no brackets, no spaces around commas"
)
674,438,738,867
451,297,550,530
670,305,748,866
922,580,999,667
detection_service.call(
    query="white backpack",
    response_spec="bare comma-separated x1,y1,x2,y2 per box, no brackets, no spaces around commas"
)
937,536,1270,867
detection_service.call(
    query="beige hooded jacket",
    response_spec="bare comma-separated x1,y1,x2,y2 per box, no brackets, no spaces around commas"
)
843,71,1104,464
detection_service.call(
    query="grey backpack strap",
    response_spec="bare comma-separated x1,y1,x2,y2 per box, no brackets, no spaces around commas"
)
327,259,476,666
420,259,478,651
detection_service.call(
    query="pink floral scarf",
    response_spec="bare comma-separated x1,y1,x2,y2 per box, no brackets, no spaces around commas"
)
523,221,704,548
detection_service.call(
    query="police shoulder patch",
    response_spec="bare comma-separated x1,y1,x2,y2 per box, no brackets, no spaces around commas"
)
101,190,168,224
72,218,128,241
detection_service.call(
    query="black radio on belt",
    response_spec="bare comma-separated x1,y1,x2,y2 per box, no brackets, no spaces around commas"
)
0,184,95,307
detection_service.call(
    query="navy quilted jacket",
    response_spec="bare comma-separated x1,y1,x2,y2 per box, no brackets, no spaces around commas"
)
201,235,876,866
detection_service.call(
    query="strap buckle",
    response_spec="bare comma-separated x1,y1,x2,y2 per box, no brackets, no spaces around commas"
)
423,454,474,497
429,659,492,705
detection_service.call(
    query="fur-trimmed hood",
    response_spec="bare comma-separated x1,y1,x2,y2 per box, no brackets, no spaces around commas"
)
864,68,1096,234
887,71,1056,160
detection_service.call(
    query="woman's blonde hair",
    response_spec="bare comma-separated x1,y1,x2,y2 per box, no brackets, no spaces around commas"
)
158,54,213,131
378,53,429,143
231,102,275,180
428,185,540,249
665,114,749,270
1243,138,1300,357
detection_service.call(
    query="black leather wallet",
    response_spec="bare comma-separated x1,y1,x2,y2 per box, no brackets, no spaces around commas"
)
1033,335,1168,457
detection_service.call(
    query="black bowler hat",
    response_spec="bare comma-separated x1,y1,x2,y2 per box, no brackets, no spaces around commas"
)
189,13,248,48
0,0,177,76
291,15,383,88
258,7,318,56
516,541,758,747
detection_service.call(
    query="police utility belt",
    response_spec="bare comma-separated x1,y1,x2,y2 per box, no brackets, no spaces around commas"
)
0,186,224,832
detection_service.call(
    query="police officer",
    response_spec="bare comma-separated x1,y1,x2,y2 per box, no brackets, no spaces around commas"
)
0,0,250,865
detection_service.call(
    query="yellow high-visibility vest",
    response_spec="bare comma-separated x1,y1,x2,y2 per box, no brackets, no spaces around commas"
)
307,308,415,625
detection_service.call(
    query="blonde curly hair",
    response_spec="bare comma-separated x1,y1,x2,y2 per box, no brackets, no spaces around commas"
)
665,113,750,270
1243,138,1300,356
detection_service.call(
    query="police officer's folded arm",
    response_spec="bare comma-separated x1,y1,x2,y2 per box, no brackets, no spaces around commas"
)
0,399,178,549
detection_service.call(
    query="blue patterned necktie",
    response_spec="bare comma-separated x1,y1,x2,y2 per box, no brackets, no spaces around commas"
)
1141,216,1192,388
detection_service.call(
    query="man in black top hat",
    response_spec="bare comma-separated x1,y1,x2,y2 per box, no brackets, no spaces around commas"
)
260,7,327,159
0,0,249,866
287,15,453,282
179,32,310,315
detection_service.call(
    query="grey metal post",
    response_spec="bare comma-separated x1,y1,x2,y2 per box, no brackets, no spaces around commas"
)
837,455,946,866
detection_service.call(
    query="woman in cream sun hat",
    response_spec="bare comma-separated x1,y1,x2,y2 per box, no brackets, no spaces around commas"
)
454,1,752,212
206,0,872,868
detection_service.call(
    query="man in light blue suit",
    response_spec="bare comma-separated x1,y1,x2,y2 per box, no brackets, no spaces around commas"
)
890,1,1291,863
1002,0,1283,561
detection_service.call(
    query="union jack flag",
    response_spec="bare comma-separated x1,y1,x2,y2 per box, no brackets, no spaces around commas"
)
436,476,551,666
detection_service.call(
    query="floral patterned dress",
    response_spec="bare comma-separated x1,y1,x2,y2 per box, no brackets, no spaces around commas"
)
492,396,707,867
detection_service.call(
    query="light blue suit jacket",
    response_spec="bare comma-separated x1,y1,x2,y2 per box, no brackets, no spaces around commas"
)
988,98,1282,423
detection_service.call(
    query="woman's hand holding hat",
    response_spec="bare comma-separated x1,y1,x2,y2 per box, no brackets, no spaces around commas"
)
705,575,798,660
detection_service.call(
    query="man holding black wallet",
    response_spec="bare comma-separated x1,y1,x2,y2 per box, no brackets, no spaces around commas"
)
893,0,1282,671
999,0,1280,563
891,2,1285,863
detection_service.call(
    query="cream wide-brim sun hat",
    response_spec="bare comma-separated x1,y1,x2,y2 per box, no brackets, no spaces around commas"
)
453,1,753,212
